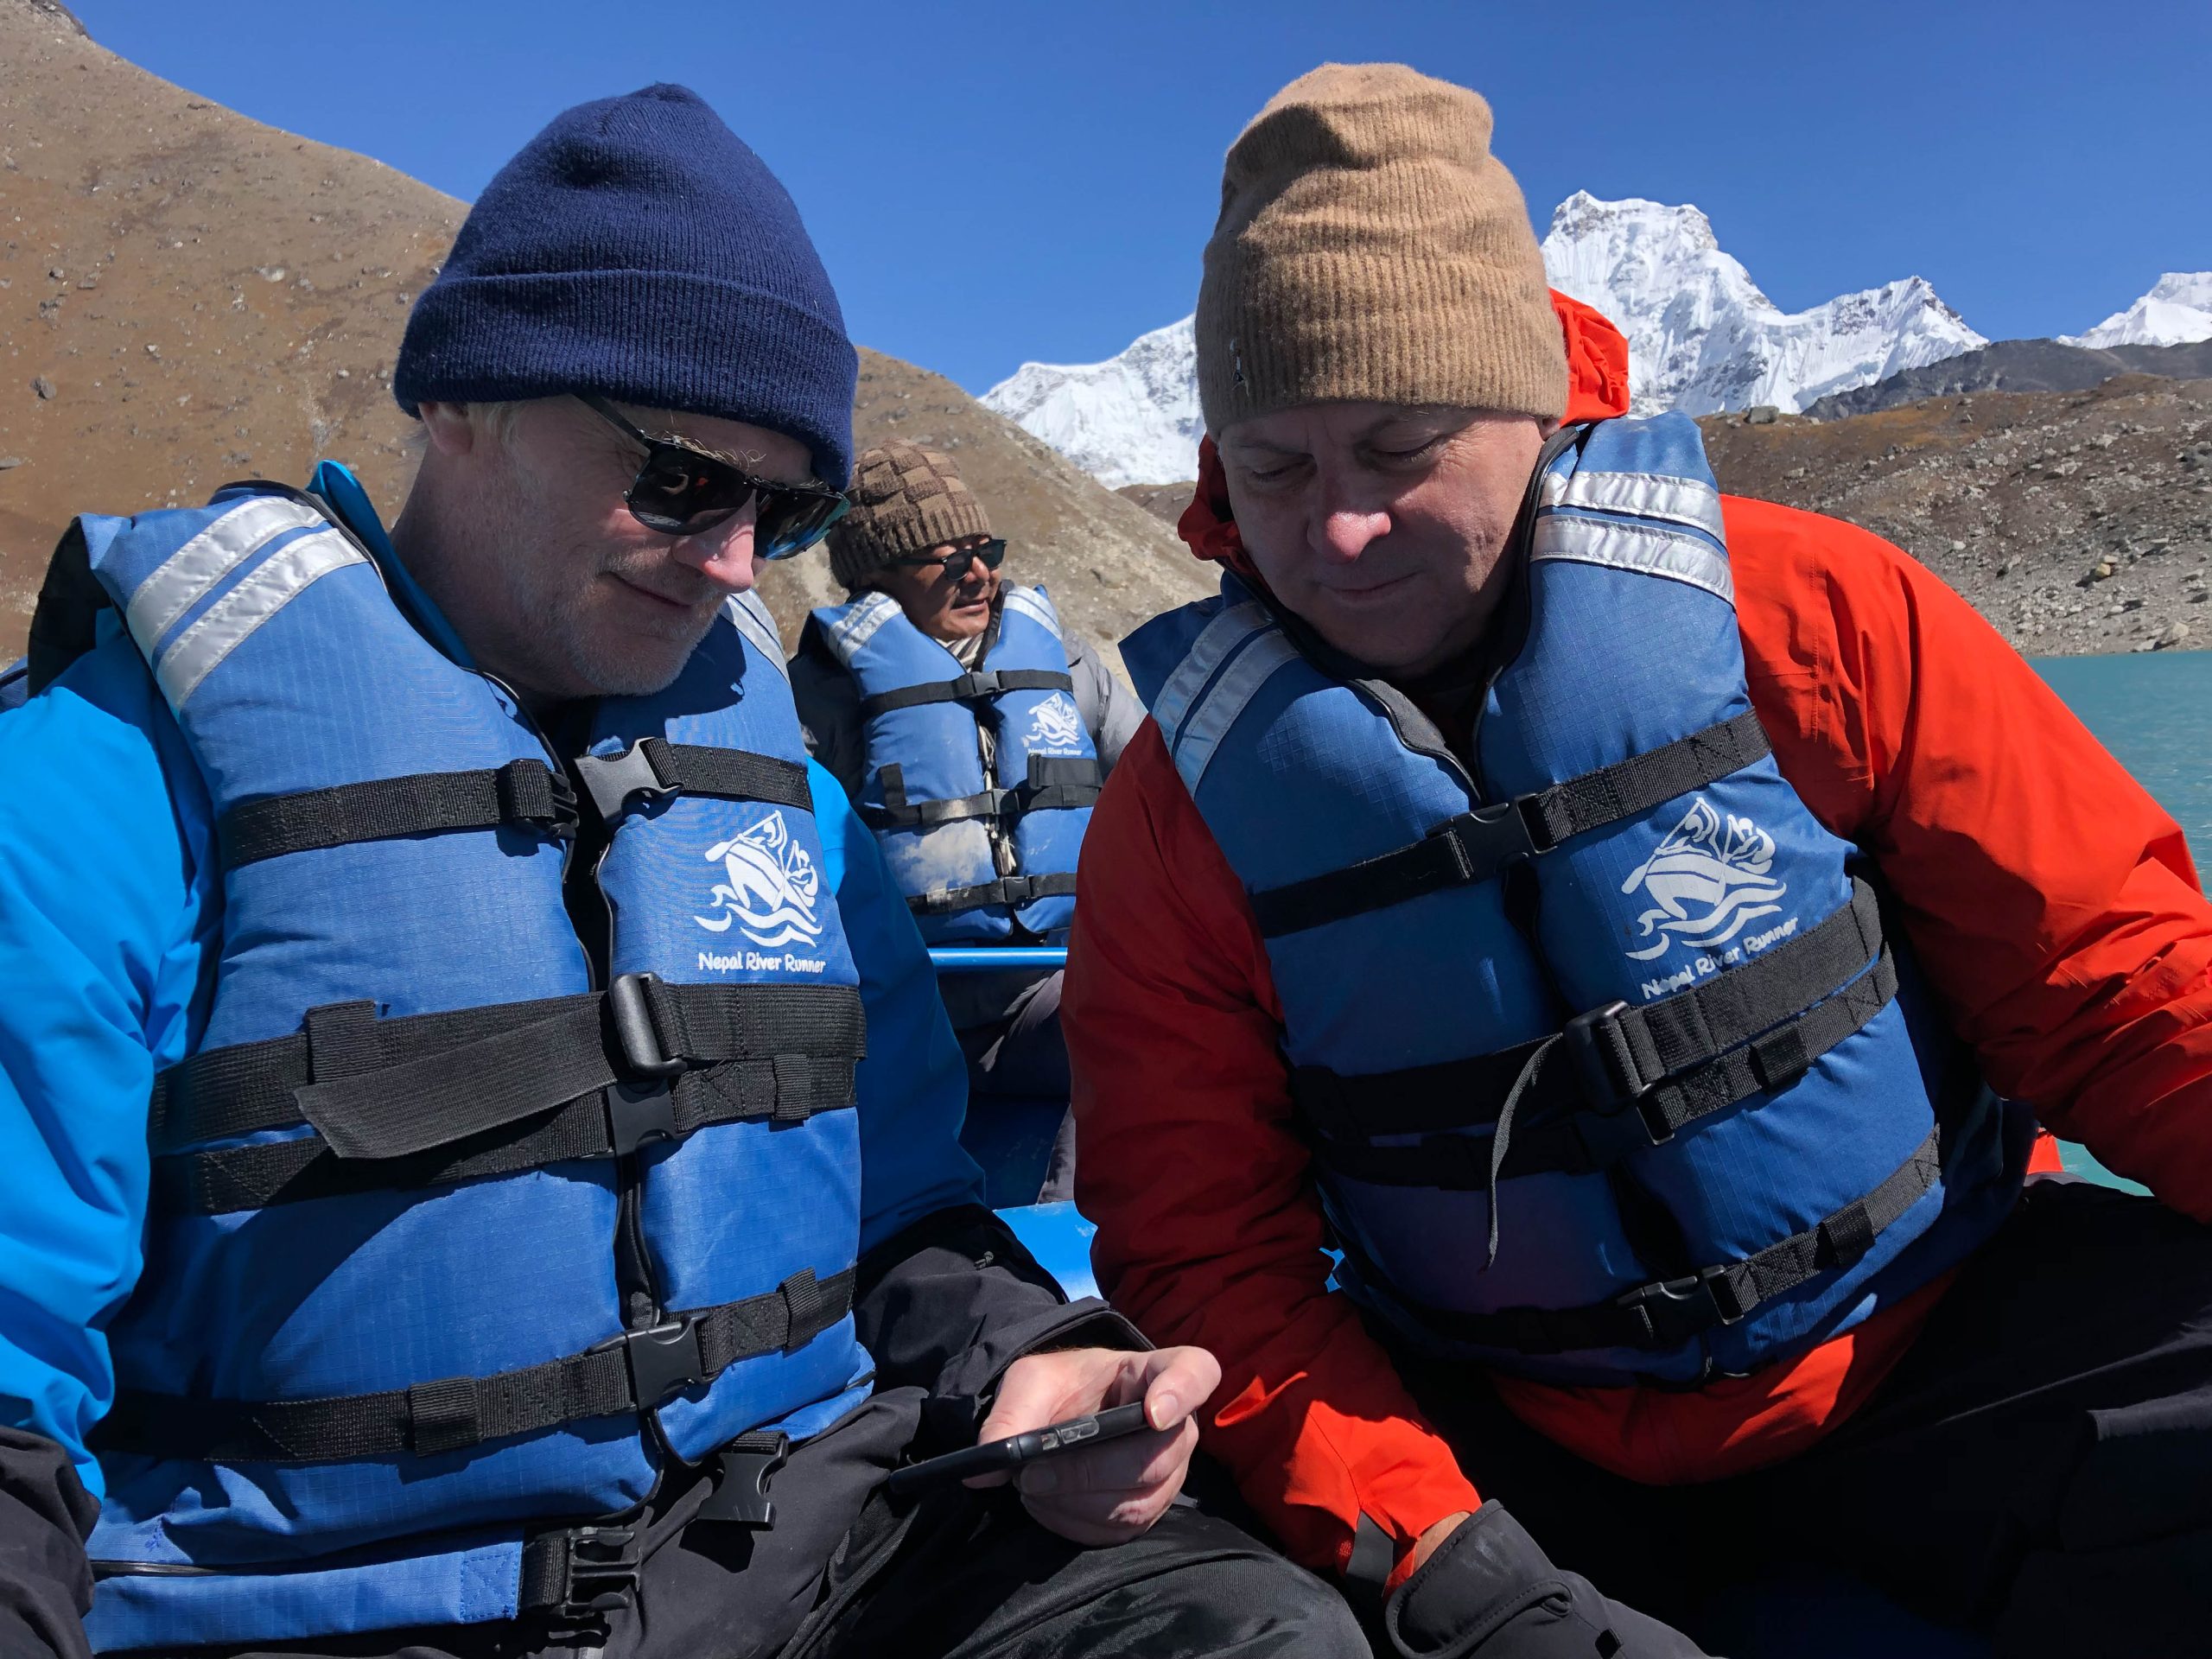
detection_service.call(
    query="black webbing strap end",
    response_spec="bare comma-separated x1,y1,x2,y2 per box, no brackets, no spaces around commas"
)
1748,1022,1813,1090
303,1000,383,1085
575,738,681,821
495,759,578,840
769,1054,814,1125
1562,1001,1656,1112
780,1268,842,1353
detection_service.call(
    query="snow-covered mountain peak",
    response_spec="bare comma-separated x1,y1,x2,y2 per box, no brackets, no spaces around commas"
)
981,315,1198,490
982,194,1986,486
1548,191,1720,259
1541,200,1982,419
2063,272,2212,350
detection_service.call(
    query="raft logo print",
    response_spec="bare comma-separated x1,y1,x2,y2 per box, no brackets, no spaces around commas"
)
696,811,827,949
1618,797,1787,962
1026,692,1085,753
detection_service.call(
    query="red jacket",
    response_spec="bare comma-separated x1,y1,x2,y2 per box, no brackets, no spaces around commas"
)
1064,296,2212,1583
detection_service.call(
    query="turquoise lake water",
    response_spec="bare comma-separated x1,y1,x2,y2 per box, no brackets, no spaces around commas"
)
2035,649,2212,881
2034,649,2210,1189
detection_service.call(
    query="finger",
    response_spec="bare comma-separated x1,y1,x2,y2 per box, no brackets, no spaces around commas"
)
1137,1346,1222,1431
976,1351,1108,1444
1014,1421,1195,1501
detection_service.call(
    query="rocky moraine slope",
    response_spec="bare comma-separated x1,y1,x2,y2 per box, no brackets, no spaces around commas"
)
1699,378,2212,656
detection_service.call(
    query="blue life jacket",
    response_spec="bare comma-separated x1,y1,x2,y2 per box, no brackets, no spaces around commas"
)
809,585,1098,943
59,484,874,1651
1121,416,2029,1389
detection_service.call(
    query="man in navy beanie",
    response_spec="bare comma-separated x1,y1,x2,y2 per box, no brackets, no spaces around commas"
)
0,86,1362,1659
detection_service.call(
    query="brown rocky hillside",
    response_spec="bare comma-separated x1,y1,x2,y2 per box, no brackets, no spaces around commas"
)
0,0,1200,664
1698,378,2212,656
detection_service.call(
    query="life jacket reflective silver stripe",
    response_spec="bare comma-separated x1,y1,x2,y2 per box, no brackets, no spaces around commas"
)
810,583,1098,943
1120,415,2026,1390
73,488,873,1652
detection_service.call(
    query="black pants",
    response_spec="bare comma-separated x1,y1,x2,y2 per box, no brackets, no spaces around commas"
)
1395,1179,2212,1658
958,972,1076,1205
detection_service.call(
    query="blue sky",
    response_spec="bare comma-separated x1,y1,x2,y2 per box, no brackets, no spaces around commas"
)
72,0,2212,395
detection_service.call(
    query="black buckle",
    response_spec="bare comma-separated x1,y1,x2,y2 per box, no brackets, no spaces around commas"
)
696,1433,791,1529
575,738,680,820
1563,1001,1650,1109
1615,1265,1745,1347
607,1077,678,1156
608,973,686,1079
550,1524,643,1622
606,973,681,1155
1434,798,1547,884
611,1315,707,1409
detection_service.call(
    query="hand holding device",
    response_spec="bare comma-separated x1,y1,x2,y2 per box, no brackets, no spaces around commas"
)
886,1402,1152,1498
957,1344,1222,1546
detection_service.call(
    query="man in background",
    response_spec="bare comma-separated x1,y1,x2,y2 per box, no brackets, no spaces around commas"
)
792,443,1137,1199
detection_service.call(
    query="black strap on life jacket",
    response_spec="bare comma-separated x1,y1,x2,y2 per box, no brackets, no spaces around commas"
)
148,976,865,1214
218,760,582,869
216,741,811,869
857,667,1073,719
1249,709,1773,938
92,1266,855,1465
569,738,813,823
1383,1122,1948,1357
906,871,1080,917
1299,880,1891,1184
862,753,1103,831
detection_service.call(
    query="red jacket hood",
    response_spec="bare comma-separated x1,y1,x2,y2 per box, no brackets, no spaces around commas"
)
1176,290,1633,574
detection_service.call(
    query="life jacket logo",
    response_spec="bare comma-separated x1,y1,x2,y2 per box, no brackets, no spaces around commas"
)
696,811,826,949
1026,692,1085,754
1619,797,1788,962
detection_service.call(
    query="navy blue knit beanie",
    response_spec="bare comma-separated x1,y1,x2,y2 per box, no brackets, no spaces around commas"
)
394,84,855,484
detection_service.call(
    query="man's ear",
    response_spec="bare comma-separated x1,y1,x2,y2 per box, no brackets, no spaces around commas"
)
416,402,480,458
1537,416,1562,439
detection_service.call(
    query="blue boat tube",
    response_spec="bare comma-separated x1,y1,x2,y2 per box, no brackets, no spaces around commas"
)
930,947,1069,972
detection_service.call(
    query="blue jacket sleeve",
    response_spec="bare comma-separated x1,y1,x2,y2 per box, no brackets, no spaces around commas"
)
806,761,986,1251
0,630,215,1497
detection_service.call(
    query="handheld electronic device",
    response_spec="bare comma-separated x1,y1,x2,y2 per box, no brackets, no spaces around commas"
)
885,1402,1154,1498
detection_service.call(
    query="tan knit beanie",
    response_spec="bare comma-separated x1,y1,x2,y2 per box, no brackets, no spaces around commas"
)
826,440,994,590
1197,62,1566,436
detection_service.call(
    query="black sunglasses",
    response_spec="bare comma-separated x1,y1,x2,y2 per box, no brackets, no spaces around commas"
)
577,394,850,558
889,538,1007,575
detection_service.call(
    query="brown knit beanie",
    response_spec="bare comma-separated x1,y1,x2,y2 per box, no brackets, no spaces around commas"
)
826,440,994,590
1197,63,1566,436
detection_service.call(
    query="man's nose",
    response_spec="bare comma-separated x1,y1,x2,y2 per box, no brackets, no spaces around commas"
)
1310,493,1391,563
670,496,761,594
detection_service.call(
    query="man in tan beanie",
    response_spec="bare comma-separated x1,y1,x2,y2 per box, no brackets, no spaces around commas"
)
1065,61,2212,1659
792,441,1138,1201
